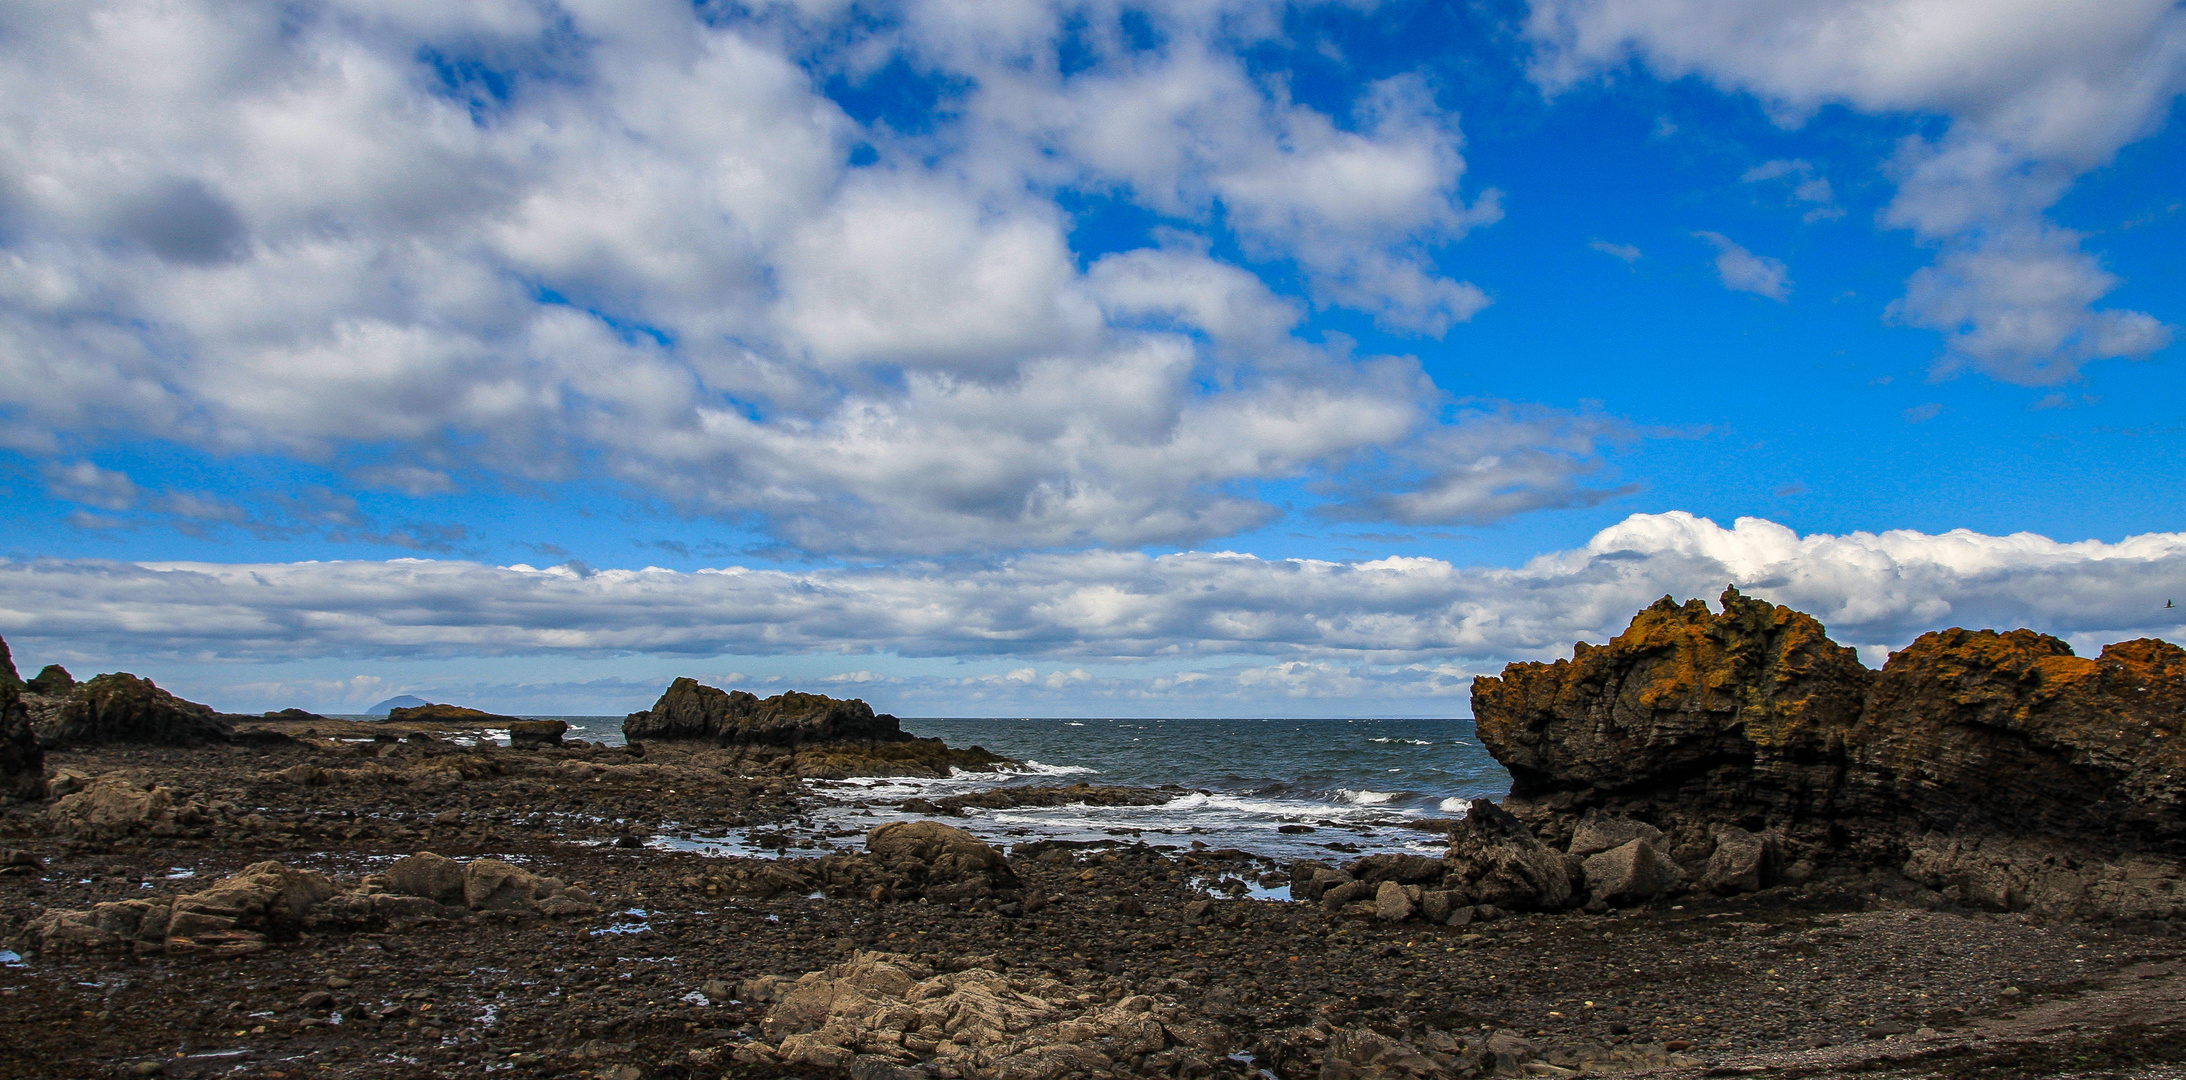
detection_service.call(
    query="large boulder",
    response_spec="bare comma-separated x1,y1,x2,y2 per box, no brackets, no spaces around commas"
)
864,820,1020,903
0,637,44,801
37,672,232,747
623,679,907,745
1441,800,1573,912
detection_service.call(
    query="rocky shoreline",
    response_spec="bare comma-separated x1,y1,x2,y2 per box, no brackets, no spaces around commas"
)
4,597,2186,1079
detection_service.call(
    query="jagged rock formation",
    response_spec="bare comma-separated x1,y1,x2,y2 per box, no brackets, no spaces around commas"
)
1468,587,2186,919
624,679,907,745
0,637,45,801
34,671,233,747
25,664,73,696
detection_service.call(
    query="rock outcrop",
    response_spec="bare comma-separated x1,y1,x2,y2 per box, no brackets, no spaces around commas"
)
385,703,522,725
733,951,1237,1079
34,671,233,747
1470,587,2186,919
624,679,906,745
0,637,44,801
23,853,599,955
621,679,1009,777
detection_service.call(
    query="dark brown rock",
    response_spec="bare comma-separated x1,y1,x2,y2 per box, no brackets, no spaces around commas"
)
623,679,906,745
507,719,567,746
0,636,45,800
862,820,1020,904
37,671,232,747
385,703,522,725
1472,588,2186,918
25,663,74,696
1852,629,2186,846
1472,587,1872,833
1441,800,1573,912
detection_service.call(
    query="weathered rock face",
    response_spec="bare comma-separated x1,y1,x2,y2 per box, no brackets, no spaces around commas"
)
1852,629,2186,847
1471,588,2186,916
37,672,233,747
0,637,45,801
1473,587,1872,830
623,679,907,746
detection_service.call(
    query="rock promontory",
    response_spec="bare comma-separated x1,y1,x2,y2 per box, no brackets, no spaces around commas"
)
623,679,1009,779
34,671,233,747
1465,587,2186,920
624,679,904,745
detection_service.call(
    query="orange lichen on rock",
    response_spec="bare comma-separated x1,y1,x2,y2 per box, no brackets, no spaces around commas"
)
1473,588,2186,863
1857,629,2186,840
1472,587,1870,820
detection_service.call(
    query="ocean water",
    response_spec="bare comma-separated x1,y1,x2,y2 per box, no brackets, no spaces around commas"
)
698,717,1507,863
337,714,1514,862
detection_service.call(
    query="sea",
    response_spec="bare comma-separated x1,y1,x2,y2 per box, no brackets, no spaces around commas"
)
345,715,1514,867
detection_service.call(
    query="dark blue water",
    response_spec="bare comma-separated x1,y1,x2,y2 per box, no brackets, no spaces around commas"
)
344,714,1515,863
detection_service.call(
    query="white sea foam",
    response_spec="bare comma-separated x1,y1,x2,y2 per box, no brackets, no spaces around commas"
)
1438,797,1473,814
1367,737,1434,745
1336,789,1396,805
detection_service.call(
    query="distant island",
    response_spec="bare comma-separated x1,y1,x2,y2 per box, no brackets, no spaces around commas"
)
365,694,430,716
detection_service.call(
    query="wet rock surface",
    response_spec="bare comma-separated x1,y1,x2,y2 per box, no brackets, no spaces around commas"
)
1,732,2185,1079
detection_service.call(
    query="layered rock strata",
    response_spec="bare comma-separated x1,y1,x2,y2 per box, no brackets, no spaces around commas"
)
1464,587,2186,919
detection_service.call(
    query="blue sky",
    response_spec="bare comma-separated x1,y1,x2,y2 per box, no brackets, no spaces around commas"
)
2,1,2182,716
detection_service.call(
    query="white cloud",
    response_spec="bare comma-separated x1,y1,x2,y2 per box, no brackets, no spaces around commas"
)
0,0,1561,556
43,461,140,511
1528,0,2184,382
5,514,2181,684
1694,231,1791,300
1740,158,1843,221
1588,239,1642,263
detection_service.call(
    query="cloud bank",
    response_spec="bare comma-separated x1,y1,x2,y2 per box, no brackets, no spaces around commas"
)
6,512,2180,679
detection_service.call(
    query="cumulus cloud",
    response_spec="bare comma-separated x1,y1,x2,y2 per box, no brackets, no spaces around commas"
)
0,1,1543,556
1694,231,1791,300
1528,0,2184,382
5,514,2181,683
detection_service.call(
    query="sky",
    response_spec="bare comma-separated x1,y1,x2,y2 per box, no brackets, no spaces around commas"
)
1,0,2183,717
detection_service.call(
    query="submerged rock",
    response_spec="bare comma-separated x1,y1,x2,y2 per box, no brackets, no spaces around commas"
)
0,637,44,801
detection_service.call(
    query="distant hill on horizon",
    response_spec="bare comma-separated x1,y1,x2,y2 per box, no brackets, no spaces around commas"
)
365,694,430,717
